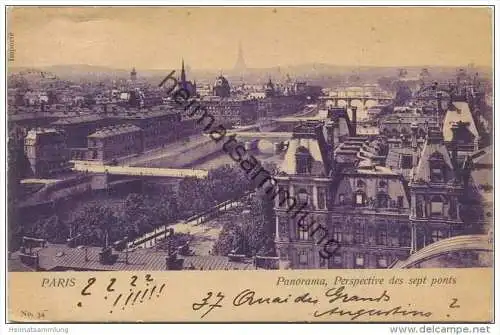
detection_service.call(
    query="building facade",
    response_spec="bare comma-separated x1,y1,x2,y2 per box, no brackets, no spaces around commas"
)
274,117,478,269
109,108,183,150
87,125,143,164
24,128,71,178
256,95,305,119
203,97,258,127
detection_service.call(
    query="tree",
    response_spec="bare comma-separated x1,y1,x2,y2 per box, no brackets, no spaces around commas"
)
122,193,154,236
69,204,119,247
212,221,241,256
177,177,211,215
152,194,179,227
213,195,275,257
29,215,68,243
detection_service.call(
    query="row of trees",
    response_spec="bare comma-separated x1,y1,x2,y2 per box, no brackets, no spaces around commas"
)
21,164,256,248
212,188,276,258
176,165,253,216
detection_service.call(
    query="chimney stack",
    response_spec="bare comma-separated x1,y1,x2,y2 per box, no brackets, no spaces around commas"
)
410,122,419,150
325,120,336,173
462,155,473,192
351,106,357,136
325,120,335,147
450,122,459,169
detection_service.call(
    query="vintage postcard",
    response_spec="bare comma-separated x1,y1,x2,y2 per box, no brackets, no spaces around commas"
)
4,6,495,324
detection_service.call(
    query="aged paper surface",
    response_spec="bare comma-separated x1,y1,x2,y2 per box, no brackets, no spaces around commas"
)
7,269,494,322
5,6,494,323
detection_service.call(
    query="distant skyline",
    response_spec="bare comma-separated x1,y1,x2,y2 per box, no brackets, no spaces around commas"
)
8,7,493,70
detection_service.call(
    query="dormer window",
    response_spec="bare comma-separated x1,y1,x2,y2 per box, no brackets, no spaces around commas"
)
429,151,447,182
377,192,389,208
339,194,345,205
431,168,444,182
295,146,312,174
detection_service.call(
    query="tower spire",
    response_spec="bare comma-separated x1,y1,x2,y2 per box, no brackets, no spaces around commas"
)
181,59,187,85
234,41,247,71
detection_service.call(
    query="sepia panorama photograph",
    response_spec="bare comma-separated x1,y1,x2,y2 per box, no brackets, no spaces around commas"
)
6,6,493,274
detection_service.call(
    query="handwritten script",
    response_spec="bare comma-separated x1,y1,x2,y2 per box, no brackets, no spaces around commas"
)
192,285,440,321
77,274,167,314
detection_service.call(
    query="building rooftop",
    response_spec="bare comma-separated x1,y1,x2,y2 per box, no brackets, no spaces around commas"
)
413,132,455,183
347,165,398,176
25,128,62,140
109,108,179,120
442,101,479,142
13,244,255,271
52,114,106,125
88,124,142,138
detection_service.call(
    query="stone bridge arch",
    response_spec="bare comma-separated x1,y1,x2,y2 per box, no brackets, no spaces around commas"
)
336,99,348,107
350,99,364,110
364,99,378,109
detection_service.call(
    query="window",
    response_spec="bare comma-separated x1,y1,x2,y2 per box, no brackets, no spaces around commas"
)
356,180,366,188
431,168,444,182
448,198,457,219
296,147,312,174
377,227,388,245
399,226,411,247
401,155,413,169
297,189,309,207
377,193,389,208
355,254,365,267
429,152,446,182
353,224,364,244
355,192,366,206
277,186,288,206
431,229,445,243
298,223,309,240
431,196,443,216
299,250,308,264
397,196,405,208
377,256,388,268
332,253,342,266
379,180,387,188
339,194,345,205
319,256,327,268
92,150,98,159
332,226,342,243
278,217,289,239
317,187,326,209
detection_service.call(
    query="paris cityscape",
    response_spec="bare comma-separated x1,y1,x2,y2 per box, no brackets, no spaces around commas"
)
7,7,493,272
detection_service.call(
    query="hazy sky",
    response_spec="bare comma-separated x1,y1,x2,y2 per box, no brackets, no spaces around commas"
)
8,7,493,70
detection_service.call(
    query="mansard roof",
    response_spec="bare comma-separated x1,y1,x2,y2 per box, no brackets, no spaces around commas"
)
281,122,330,176
413,130,455,183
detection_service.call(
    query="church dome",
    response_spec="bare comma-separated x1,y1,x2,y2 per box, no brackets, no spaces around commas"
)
213,75,231,98
214,76,230,88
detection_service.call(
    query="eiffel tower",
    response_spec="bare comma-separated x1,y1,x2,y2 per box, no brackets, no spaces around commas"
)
233,41,247,72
